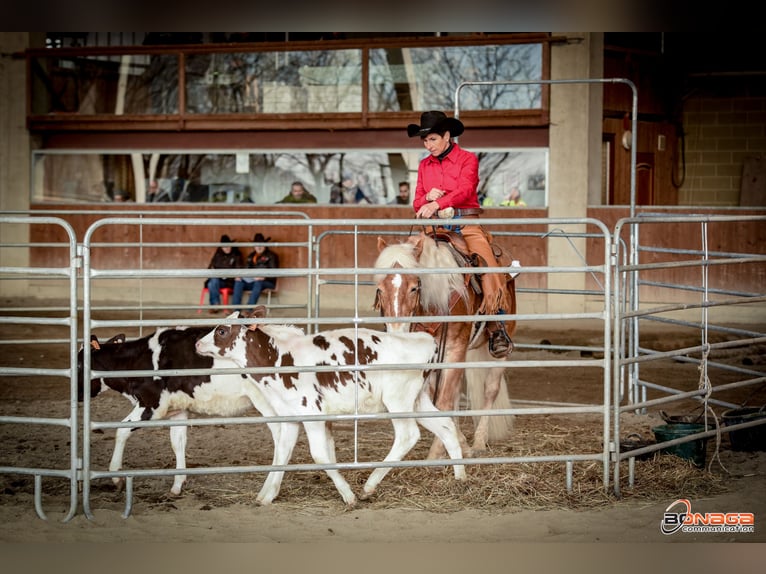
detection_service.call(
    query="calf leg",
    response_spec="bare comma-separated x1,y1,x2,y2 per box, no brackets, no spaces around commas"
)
241,380,283,464
428,367,470,460
256,421,300,505
302,421,356,508
360,418,421,500
416,390,467,480
109,405,145,490
168,411,189,495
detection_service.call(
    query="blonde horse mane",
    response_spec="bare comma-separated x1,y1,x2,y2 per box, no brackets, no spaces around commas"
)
374,233,468,315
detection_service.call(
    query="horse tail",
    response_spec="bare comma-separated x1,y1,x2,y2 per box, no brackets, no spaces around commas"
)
465,344,514,443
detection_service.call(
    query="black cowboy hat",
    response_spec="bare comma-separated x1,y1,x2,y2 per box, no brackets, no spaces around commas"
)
253,232,271,243
407,110,465,138
220,234,232,243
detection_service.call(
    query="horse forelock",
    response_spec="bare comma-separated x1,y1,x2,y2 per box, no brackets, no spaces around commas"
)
373,242,418,283
375,236,467,314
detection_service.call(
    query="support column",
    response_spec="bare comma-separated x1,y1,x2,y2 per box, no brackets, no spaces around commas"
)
547,33,604,314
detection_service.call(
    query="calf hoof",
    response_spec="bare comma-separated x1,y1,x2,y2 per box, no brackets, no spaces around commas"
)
112,477,125,492
358,489,375,501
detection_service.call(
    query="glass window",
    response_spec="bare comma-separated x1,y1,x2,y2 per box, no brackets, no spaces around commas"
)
29,41,544,117
185,49,362,114
32,148,549,207
30,53,179,115
369,44,543,112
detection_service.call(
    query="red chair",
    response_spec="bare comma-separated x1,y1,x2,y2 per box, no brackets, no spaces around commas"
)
197,286,232,313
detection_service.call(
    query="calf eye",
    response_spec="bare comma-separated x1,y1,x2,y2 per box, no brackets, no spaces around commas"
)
216,327,227,337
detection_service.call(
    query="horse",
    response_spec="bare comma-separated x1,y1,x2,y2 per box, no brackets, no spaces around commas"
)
373,230,517,459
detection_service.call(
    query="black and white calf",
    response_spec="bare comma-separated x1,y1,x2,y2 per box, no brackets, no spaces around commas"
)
78,326,279,495
196,306,466,508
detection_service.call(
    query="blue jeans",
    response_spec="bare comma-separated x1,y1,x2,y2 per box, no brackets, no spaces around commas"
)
206,277,230,306
232,278,276,311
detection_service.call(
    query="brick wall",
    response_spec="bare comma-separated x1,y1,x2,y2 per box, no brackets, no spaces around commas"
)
680,91,766,205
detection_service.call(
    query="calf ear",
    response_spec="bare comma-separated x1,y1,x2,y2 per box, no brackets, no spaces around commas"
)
247,305,267,331
106,334,126,345
226,311,240,319
377,236,388,252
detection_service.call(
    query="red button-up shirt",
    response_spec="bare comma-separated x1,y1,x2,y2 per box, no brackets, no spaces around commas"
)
412,143,480,212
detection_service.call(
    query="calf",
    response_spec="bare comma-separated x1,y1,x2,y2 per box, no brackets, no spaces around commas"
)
78,326,279,495
196,306,466,508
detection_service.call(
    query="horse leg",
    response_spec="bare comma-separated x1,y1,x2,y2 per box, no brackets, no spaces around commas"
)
466,345,514,452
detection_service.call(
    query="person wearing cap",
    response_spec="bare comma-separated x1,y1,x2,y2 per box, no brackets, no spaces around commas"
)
232,232,279,310
408,110,513,358
206,234,243,313
277,181,318,204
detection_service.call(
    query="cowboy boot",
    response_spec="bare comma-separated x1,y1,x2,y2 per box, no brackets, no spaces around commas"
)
486,320,513,358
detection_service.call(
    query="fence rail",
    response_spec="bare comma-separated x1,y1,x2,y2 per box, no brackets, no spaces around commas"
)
1,211,764,520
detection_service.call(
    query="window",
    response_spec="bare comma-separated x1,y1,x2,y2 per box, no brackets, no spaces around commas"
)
29,38,546,118
32,148,549,207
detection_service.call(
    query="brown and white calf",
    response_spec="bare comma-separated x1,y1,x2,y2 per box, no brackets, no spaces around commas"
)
195,307,466,508
78,326,280,495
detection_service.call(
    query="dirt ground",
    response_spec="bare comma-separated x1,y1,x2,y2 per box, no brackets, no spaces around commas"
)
1,305,765,546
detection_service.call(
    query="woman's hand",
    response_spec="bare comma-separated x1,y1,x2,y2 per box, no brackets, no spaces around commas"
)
416,201,440,219
426,188,445,202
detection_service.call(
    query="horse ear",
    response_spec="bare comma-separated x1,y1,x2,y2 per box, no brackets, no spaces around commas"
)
410,233,425,258
376,236,388,252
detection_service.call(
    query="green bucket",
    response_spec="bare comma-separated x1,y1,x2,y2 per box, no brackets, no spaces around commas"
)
651,423,709,468
722,407,766,452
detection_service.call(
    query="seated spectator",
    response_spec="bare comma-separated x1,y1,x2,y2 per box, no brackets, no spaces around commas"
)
206,234,242,313
277,181,318,204
389,181,411,205
232,232,279,310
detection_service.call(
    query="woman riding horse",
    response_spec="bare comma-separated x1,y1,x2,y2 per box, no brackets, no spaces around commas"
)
408,110,513,358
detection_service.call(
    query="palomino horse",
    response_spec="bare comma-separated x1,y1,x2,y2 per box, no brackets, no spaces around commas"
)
374,230,517,459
